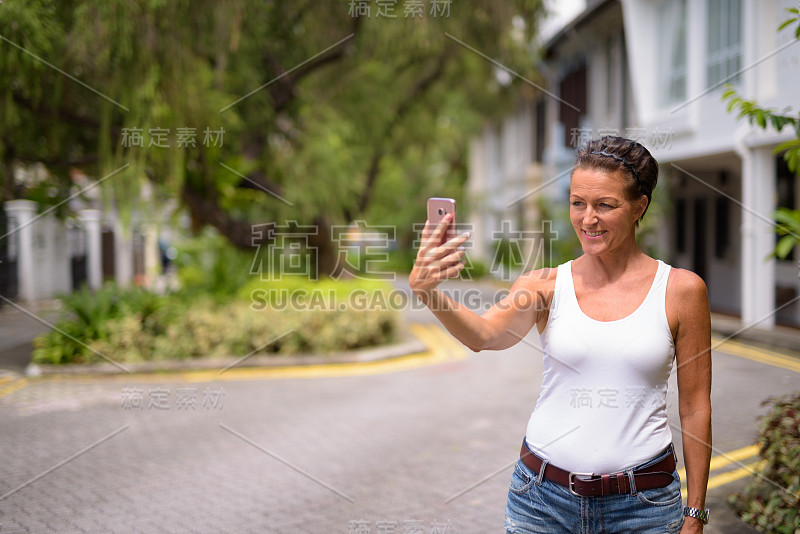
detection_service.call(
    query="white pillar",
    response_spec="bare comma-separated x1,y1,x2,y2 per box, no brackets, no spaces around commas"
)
79,209,103,290
114,217,133,288
740,146,776,328
142,223,161,289
4,200,37,302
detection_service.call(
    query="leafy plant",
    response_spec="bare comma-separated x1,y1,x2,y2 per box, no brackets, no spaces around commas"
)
729,392,800,533
173,231,254,300
32,284,172,364
33,278,399,364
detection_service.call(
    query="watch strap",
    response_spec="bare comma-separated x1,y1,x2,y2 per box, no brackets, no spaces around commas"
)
683,506,710,525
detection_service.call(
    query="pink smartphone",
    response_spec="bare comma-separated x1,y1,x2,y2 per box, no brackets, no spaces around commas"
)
427,197,456,245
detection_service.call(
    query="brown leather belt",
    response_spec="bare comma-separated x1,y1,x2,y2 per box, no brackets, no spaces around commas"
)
519,440,676,497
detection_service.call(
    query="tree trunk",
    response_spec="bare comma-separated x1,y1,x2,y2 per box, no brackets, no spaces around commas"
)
1,143,16,202
308,215,342,280
180,181,256,249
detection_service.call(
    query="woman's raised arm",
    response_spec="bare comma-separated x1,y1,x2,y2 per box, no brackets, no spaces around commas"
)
409,214,546,352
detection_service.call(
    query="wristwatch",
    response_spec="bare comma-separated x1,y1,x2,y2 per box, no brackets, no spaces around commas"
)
683,506,710,525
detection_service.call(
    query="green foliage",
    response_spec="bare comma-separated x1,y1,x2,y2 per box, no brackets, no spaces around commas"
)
89,302,398,362
173,231,254,300
33,277,399,364
722,88,800,172
0,0,545,276
729,392,800,534
536,195,581,267
238,275,395,308
382,248,417,275
493,238,521,269
772,208,800,259
777,7,800,38
463,257,490,280
32,284,171,364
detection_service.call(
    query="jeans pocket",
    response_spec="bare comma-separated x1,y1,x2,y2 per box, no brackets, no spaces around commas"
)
509,459,537,495
667,516,684,533
635,472,682,507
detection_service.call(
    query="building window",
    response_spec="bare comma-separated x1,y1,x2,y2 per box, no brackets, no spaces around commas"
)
714,196,729,259
621,31,629,127
606,37,616,113
559,63,587,148
657,0,687,106
706,0,742,88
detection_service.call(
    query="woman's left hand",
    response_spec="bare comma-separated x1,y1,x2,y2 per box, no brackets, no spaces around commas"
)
680,517,704,533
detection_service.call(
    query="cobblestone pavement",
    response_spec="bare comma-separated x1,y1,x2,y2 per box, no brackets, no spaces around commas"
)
0,321,797,533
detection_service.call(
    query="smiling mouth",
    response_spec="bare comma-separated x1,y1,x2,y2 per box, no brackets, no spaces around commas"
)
583,230,606,237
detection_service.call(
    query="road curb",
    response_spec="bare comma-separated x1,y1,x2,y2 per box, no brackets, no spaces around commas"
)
711,313,800,354
26,325,428,377
15,315,800,378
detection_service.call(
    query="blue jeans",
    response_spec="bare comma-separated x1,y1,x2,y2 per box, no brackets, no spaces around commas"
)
504,445,684,533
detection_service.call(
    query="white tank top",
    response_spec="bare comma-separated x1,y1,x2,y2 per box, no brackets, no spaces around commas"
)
524,259,675,474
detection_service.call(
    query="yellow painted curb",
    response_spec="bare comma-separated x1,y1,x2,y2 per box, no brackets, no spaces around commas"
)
0,378,29,400
712,336,800,373
409,323,469,362
705,460,766,491
677,444,760,482
678,444,762,497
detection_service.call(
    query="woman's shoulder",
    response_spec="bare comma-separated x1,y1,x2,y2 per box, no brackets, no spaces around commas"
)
665,266,709,332
519,265,560,285
512,266,560,301
665,265,708,298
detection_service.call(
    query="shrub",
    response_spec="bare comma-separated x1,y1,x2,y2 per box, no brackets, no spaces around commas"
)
238,275,395,309
88,302,398,362
729,392,800,534
173,232,254,301
33,279,399,365
462,257,489,280
32,284,174,365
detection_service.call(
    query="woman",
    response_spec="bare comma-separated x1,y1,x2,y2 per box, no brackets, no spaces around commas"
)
409,136,712,533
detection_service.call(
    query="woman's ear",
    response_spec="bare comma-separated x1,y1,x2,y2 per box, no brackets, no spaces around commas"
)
636,196,649,221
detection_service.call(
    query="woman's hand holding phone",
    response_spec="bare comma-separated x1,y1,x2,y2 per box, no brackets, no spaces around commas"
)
409,211,470,300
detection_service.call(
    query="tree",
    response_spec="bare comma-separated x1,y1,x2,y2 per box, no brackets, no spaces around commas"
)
0,0,545,277
722,6,800,259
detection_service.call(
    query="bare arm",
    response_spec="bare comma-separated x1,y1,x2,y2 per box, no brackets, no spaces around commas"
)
409,215,544,352
672,270,712,532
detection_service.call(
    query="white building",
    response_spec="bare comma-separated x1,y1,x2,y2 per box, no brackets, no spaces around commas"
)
467,0,800,328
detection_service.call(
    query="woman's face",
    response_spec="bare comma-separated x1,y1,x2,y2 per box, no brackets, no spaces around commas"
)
569,167,647,256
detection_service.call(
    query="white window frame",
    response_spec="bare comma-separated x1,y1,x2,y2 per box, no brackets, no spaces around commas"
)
657,0,688,107
706,0,742,89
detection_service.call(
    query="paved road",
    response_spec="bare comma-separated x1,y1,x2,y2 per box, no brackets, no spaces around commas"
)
1,283,798,533
1,298,798,533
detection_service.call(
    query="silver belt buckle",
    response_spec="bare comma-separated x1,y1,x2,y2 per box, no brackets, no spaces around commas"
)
568,472,595,496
